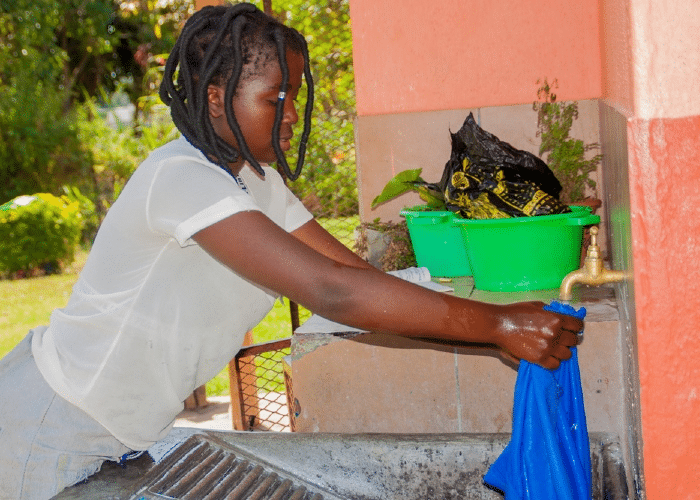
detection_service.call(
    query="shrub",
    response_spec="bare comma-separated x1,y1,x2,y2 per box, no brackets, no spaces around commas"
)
0,193,82,278
283,0,358,218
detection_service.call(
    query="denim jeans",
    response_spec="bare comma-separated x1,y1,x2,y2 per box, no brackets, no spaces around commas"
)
0,331,132,500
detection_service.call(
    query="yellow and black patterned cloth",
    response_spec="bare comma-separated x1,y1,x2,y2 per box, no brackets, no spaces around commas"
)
435,113,569,219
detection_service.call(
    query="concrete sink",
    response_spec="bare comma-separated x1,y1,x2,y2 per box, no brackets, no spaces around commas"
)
55,429,628,499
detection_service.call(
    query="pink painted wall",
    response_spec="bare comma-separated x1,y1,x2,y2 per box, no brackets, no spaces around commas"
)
349,0,602,116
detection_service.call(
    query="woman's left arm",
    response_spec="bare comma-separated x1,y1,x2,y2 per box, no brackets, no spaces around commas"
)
291,219,376,270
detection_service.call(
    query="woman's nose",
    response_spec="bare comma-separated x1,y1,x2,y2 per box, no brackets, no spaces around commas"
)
283,98,298,124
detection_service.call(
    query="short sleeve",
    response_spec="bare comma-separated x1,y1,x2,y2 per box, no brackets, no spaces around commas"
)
147,158,261,247
284,192,314,232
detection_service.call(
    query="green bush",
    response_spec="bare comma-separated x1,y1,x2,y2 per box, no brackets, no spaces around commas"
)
0,193,82,277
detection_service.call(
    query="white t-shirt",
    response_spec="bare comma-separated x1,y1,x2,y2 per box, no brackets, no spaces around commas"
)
31,136,313,450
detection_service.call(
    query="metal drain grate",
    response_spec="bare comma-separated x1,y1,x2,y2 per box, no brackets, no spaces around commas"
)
131,434,329,500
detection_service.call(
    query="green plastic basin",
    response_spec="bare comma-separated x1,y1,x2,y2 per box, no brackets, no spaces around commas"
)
400,206,472,277
451,206,600,291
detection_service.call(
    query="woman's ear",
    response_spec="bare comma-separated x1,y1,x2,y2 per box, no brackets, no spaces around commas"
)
207,85,225,118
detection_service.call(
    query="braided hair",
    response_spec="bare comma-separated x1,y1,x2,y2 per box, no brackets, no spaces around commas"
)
159,2,314,180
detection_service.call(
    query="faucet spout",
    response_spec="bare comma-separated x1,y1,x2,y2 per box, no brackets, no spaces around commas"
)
559,226,632,301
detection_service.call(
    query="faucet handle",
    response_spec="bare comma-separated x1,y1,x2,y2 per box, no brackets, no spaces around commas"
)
585,226,601,261
589,226,599,245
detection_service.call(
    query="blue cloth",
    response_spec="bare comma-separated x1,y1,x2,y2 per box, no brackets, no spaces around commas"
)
483,301,591,499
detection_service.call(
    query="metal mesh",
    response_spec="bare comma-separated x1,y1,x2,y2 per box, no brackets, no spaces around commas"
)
280,0,359,256
230,339,293,432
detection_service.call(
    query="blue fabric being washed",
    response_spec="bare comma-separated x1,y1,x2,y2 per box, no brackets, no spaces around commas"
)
483,301,591,500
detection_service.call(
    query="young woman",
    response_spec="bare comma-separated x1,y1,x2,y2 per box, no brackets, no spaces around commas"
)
0,4,582,498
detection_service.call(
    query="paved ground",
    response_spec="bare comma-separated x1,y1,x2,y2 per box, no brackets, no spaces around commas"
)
174,395,234,431
174,392,291,432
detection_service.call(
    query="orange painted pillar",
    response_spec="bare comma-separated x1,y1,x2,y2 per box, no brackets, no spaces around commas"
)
621,0,700,496
627,116,700,498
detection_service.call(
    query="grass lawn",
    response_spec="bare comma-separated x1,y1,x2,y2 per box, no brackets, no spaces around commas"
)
0,214,360,398
0,252,88,358
0,274,77,356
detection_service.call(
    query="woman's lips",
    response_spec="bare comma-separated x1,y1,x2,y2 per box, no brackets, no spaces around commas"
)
280,136,292,151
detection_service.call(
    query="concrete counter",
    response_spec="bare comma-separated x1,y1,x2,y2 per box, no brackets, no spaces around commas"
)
290,279,624,440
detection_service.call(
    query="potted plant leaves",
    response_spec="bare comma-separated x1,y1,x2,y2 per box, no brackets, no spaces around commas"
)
533,78,604,262
533,78,603,212
370,168,472,277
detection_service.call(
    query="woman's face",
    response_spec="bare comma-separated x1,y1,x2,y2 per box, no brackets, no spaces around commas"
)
208,49,305,173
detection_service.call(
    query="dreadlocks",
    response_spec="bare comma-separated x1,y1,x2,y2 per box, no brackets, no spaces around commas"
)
159,2,314,180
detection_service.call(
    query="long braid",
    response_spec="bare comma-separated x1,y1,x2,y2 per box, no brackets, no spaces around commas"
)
270,28,289,177
195,10,249,167
161,11,215,153
159,3,313,180
294,32,314,180
269,27,314,181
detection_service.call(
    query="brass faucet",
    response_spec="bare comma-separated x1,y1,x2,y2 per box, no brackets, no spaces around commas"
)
559,226,632,301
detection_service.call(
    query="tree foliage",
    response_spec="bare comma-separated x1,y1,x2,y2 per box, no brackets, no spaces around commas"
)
0,0,193,203
0,0,357,221
95,0,194,103
0,0,65,84
1,0,194,106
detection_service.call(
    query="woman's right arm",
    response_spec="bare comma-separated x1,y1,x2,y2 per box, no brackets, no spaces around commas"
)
193,210,582,369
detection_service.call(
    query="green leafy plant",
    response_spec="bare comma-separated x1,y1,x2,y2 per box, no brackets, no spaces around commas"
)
0,193,82,278
533,78,602,203
370,168,445,210
0,0,191,203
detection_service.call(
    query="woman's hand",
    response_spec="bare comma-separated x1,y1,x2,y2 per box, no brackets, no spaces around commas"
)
492,301,583,370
